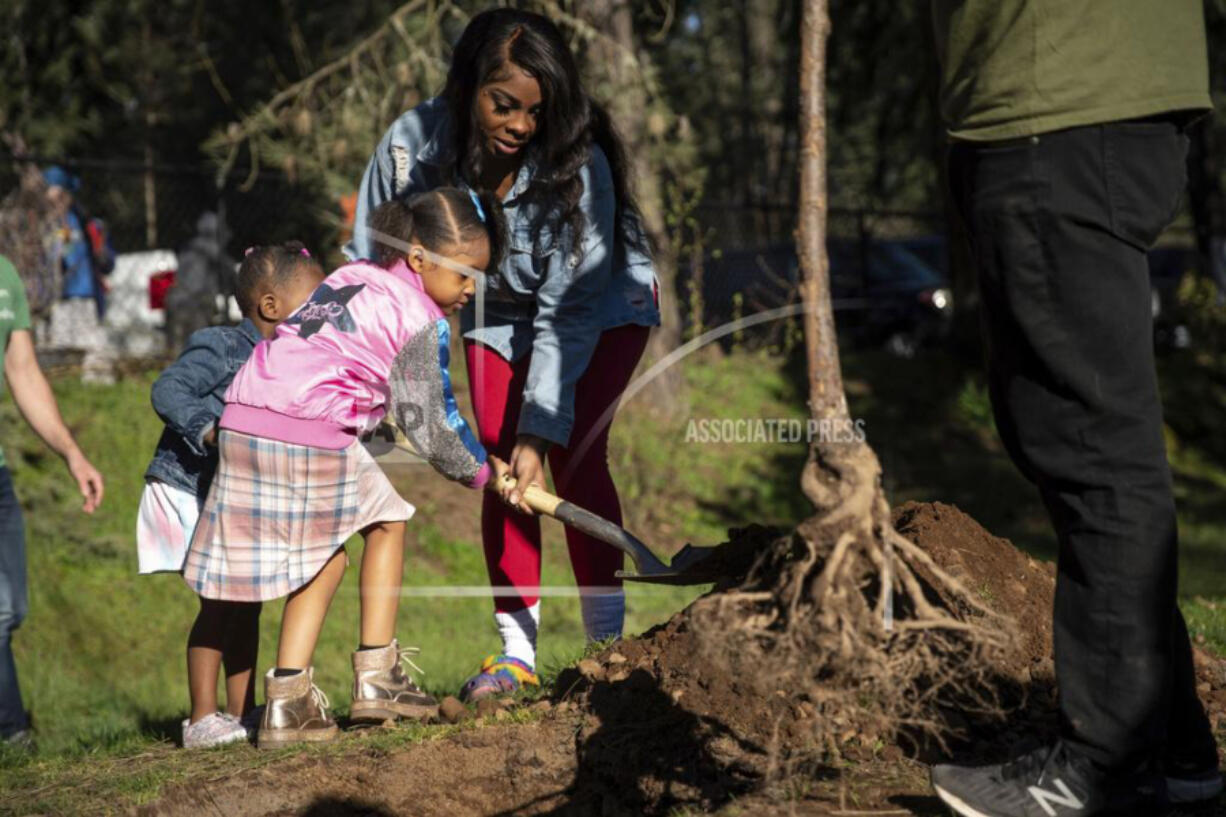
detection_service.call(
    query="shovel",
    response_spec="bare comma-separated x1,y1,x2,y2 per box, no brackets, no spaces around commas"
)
496,475,718,585
370,424,718,584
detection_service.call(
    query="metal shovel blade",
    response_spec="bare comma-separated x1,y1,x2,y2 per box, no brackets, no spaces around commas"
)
615,543,722,585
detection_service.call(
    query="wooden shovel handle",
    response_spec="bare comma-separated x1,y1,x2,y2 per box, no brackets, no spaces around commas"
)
497,474,561,516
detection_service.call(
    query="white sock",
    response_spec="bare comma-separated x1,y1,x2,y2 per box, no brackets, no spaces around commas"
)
494,602,540,667
580,590,625,643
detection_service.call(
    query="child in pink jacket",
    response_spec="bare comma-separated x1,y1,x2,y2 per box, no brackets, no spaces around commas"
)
183,188,501,749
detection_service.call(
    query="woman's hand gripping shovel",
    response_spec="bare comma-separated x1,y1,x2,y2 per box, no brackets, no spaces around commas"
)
496,474,719,585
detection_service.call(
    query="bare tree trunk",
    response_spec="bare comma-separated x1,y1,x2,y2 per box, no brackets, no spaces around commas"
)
798,0,838,419
696,0,1011,753
142,19,158,248
797,0,868,516
747,0,787,233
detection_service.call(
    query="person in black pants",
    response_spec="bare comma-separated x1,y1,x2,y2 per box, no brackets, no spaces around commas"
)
933,121,1221,816
928,3,1220,814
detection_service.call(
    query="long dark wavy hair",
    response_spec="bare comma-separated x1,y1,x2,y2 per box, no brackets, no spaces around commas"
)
443,8,644,253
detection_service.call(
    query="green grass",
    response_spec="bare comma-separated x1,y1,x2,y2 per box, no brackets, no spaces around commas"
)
3,334,1226,813
0,345,808,770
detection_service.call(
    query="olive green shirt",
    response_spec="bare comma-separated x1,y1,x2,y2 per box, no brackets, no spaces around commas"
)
932,0,1212,141
0,256,31,469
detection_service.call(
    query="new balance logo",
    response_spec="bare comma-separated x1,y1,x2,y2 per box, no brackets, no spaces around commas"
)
1028,778,1085,815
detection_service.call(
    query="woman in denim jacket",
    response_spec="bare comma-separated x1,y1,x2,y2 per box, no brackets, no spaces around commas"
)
139,243,323,748
347,9,660,699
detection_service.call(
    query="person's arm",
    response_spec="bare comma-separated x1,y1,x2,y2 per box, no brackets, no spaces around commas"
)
503,151,616,508
345,125,398,262
4,330,103,513
387,317,492,489
149,329,231,456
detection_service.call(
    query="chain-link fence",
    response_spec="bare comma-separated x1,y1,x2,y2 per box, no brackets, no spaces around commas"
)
0,154,342,373
8,156,1193,369
0,155,341,259
0,154,960,369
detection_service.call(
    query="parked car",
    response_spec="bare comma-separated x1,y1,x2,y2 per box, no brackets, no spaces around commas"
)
102,249,178,358
682,237,952,356
683,235,1194,356
829,237,952,357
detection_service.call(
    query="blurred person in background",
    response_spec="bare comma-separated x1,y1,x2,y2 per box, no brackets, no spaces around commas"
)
165,211,235,352
42,165,115,384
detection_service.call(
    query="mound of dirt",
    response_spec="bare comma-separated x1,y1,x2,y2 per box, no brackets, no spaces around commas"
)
893,501,1055,679
564,500,1226,770
553,503,1062,780
141,501,1226,816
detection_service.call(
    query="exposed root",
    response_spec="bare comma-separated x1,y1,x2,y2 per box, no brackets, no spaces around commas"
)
693,439,1017,767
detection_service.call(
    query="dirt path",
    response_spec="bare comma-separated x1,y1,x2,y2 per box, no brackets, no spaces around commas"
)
139,714,950,817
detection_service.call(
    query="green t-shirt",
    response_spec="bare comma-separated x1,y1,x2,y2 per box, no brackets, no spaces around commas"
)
0,255,31,469
932,0,1212,141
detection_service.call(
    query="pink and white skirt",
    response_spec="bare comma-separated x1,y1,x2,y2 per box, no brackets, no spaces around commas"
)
136,480,201,574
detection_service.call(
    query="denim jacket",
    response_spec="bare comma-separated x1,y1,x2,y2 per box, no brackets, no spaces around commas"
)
144,319,262,499
345,97,660,447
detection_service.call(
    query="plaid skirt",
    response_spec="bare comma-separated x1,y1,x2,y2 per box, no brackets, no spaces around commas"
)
183,430,415,602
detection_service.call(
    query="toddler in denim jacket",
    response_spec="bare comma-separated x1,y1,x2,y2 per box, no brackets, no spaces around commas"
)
137,242,323,748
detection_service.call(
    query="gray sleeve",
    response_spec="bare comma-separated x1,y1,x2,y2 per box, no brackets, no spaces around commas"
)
387,319,491,488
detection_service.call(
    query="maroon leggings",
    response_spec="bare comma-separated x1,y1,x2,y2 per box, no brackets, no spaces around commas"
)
464,324,650,613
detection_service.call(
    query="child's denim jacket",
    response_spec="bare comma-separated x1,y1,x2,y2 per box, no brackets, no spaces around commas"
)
344,97,661,448
144,319,262,500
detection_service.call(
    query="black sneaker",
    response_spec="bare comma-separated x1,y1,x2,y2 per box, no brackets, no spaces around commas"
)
930,742,1162,817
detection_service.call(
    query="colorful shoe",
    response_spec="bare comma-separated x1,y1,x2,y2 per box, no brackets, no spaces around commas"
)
257,667,338,750
459,655,539,702
181,712,248,749
350,639,439,723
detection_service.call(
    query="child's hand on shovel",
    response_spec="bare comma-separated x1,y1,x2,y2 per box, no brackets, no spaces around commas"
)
487,456,532,515
488,463,543,517
493,434,550,515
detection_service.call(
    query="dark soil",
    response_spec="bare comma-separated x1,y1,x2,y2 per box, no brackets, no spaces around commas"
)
138,502,1226,817
895,501,1055,675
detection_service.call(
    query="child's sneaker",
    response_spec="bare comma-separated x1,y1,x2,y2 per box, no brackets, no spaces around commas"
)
181,712,248,749
350,639,438,723
257,667,338,749
459,655,539,702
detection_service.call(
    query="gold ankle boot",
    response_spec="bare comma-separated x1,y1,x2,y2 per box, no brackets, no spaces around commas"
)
350,639,438,723
257,667,338,749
